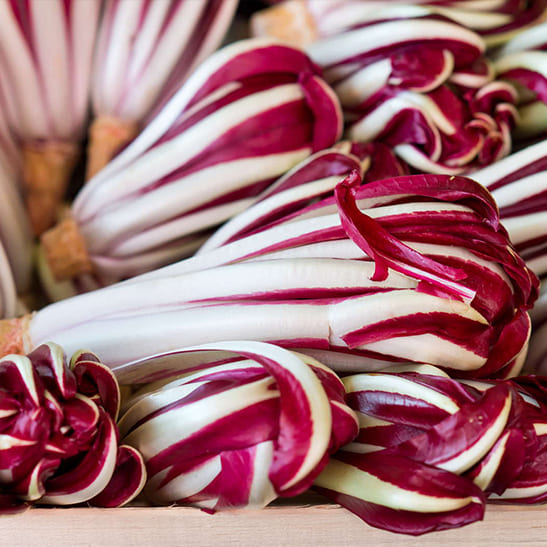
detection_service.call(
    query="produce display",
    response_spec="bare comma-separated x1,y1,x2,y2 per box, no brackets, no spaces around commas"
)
0,0,546,539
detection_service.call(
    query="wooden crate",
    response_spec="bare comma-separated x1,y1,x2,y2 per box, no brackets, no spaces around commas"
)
2,498,546,546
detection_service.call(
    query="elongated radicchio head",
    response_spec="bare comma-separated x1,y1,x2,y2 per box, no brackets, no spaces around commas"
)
0,0,102,234
40,38,343,286
0,342,145,514
116,341,358,510
26,170,538,379
314,364,547,535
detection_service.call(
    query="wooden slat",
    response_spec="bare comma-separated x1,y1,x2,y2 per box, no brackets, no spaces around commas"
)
2,503,547,546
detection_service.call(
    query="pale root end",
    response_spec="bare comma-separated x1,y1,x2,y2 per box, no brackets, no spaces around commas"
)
22,141,80,236
0,314,33,358
86,115,139,181
41,214,93,282
250,0,318,48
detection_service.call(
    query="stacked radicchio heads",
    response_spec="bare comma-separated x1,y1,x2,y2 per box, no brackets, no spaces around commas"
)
114,341,358,509
39,38,343,289
0,342,145,513
2,166,538,380
86,0,238,179
0,0,101,234
314,365,547,535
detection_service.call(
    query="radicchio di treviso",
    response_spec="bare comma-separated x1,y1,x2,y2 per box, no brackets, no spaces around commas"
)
115,342,358,510
2,168,538,380
0,342,145,513
87,0,238,178
40,38,343,287
315,365,547,534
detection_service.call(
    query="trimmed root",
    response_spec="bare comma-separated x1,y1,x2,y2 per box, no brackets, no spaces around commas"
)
41,214,93,282
0,314,33,358
22,141,80,236
85,115,139,181
250,0,318,48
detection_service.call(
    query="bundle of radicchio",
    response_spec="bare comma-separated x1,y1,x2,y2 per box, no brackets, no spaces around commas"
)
252,0,547,48
314,365,547,535
0,0,101,234
87,0,238,179
40,38,343,287
115,341,358,509
5,170,538,379
493,22,547,141
303,15,518,174
0,342,145,514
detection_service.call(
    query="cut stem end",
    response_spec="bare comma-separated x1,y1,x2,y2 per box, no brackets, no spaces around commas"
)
250,0,318,48
22,141,80,236
0,314,32,358
41,215,93,282
86,115,139,181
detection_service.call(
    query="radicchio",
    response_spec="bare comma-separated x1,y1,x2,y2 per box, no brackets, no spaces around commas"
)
116,341,358,509
0,342,146,513
40,38,343,286
8,171,537,380
305,15,517,174
494,22,547,140
473,139,547,277
87,0,238,178
252,0,547,48
314,364,547,534
0,0,102,233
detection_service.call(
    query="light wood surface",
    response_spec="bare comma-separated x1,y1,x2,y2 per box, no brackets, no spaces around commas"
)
0,499,546,546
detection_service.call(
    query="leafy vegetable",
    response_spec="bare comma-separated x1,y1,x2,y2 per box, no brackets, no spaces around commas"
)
40,38,343,285
117,341,358,509
0,342,145,513
87,0,238,178
7,171,538,379
0,0,101,233
315,364,547,534
494,22,547,140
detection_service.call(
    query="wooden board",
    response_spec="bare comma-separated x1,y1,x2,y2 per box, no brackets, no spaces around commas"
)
1,501,546,546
